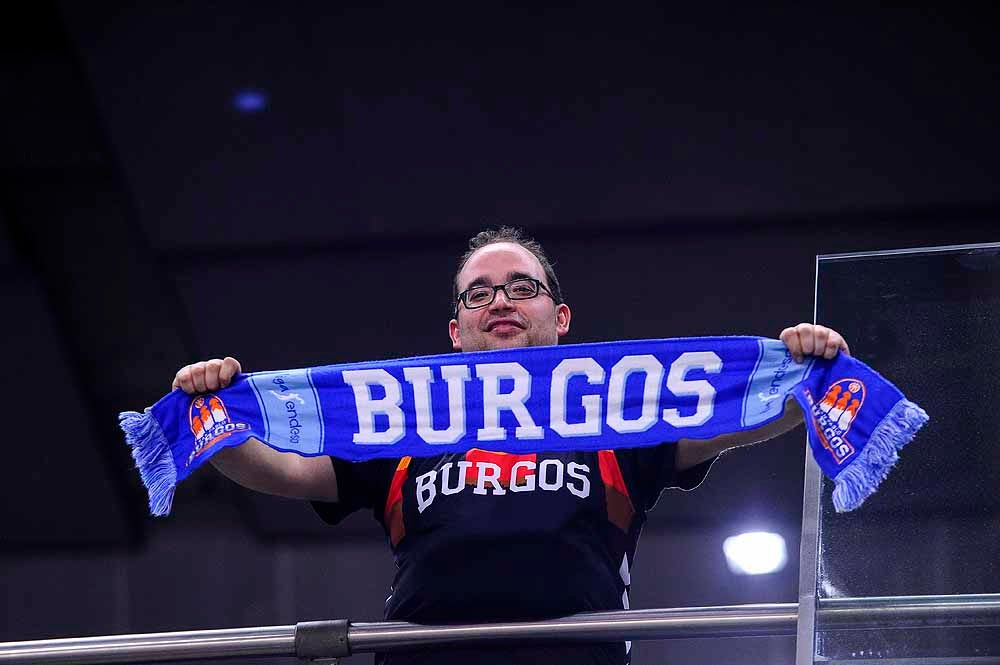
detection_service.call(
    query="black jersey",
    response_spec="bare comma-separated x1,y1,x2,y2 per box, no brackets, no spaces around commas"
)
313,444,715,665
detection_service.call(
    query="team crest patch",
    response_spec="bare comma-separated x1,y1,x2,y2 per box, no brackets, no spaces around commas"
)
187,394,249,465
805,378,866,465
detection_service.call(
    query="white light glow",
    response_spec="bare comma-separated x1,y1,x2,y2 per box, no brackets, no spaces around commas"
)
723,531,787,575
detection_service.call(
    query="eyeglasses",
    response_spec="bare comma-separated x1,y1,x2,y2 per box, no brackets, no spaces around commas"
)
455,277,556,313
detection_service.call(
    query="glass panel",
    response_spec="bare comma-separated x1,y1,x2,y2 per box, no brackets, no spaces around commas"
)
808,243,1000,663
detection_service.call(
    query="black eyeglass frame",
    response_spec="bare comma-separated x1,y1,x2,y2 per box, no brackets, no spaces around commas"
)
454,277,557,316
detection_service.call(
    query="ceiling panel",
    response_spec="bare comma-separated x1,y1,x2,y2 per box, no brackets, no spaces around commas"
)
60,3,1000,253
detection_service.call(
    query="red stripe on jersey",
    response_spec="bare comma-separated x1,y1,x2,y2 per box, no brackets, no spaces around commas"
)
464,448,537,488
598,450,635,532
385,457,411,547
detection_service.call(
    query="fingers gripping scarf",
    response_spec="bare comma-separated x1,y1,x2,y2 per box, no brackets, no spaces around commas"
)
120,337,928,516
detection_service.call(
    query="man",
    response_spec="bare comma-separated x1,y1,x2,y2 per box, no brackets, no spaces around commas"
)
172,228,849,664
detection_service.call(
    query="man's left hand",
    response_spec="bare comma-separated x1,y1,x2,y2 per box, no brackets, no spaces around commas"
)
780,323,850,364
676,323,852,469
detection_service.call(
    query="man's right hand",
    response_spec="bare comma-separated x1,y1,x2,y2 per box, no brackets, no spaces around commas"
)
172,357,242,394
169,356,339,502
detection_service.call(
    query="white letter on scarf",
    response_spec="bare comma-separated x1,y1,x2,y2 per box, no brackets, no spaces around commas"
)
475,362,544,441
404,365,470,444
607,355,664,434
663,351,722,427
550,357,605,437
343,369,405,444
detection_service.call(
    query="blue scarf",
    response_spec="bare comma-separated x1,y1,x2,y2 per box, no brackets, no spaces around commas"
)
120,337,927,516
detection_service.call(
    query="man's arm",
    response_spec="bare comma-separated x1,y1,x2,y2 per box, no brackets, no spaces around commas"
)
209,439,339,501
173,357,339,502
675,323,850,472
676,398,803,470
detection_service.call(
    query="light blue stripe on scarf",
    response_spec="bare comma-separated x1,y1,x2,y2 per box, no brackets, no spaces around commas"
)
119,337,928,516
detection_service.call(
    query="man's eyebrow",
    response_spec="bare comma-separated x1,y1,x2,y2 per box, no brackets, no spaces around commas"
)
464,271,536,290
465,275,491,289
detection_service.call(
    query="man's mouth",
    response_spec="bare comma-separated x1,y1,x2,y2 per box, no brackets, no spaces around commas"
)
486,319,525,333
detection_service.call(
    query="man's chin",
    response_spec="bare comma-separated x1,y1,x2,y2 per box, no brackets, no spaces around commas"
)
482,335,532,351
471,330,535,351
459,329,558,352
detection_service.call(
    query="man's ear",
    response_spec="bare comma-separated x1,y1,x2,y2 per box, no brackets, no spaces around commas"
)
449,319,462,350
555,303,571,337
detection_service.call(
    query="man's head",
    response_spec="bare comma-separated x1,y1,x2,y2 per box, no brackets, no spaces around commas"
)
449,227,571,352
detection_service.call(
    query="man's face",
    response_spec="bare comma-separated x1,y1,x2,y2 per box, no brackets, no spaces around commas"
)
449,242,571,352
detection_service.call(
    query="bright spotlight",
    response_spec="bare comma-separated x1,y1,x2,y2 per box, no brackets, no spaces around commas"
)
723,531,787,575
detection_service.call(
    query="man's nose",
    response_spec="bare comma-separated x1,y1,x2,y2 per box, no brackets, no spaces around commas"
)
489,288,515,311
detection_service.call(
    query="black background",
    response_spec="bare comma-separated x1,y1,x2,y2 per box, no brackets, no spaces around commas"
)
1,3,997,663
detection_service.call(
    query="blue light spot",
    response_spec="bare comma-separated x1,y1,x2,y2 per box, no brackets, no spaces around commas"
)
233,89,268,113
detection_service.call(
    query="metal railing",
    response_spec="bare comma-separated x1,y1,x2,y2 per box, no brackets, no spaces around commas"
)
2,594,999,664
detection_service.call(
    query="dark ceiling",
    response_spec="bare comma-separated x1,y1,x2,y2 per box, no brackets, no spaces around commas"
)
1,2,998,551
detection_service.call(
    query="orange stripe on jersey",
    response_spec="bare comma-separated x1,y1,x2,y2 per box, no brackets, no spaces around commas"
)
464,448,537,488
384,457,411,547
598,450,635,532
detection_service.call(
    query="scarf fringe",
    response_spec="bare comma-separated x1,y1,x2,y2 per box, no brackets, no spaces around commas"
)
832,398,929,512
119,409,175,516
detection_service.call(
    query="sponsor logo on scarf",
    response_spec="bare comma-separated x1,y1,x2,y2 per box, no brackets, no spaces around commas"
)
805,378,866,464
246,370,324,454
188,394,249,464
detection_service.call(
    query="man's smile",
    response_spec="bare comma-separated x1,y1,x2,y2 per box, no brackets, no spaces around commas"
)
486,318,525,333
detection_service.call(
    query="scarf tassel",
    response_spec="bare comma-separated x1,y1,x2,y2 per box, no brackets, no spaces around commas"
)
119,409,176,516
832,399,929,512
